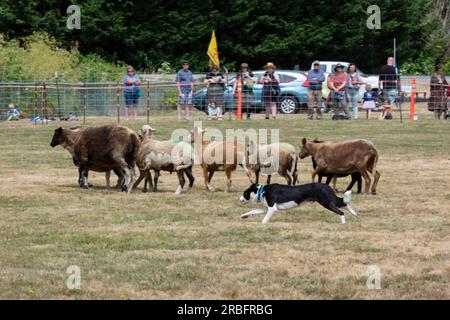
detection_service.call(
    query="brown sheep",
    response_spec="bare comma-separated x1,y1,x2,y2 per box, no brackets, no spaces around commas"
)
50,125,139,193
299,138,380,194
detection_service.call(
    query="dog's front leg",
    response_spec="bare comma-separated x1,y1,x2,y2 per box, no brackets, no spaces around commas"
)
346,205,359,218
261,206,277,224
241,209,266,219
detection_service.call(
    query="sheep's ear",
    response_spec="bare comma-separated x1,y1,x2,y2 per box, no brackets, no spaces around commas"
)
302,137,307,146
151,128,157,132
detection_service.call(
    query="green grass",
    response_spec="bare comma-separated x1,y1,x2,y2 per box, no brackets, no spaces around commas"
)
0,105,449,299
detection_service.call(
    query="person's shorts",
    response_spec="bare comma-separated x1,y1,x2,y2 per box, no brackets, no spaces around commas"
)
383,89,398,106
179,92,193,105
331,91,345,101
124,91,140,107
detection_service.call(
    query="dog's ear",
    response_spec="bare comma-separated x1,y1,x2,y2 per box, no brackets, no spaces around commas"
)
302,137,307,146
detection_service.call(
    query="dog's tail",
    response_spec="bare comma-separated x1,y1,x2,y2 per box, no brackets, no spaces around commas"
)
343,190,352,204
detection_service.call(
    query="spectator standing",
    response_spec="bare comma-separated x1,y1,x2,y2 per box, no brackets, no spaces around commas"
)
361,84,376,120
328,64,349,120
378,57,400,120
428,66,448,120
260,62,280,120
204,64,225,114
234,63,257,119
306,60,325,120
346,63,363,119
176,61,194,120
123,66,141,121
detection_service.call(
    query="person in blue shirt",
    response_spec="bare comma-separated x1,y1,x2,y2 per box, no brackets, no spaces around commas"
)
176,61,194,120
307,61,325,120
6,103,20,121
361,84,376,120
123,66,141,121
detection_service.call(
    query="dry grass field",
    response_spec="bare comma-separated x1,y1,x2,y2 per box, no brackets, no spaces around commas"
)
0,104,449,299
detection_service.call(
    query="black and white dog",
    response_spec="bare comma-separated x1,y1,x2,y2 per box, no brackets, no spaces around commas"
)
239,183,358,224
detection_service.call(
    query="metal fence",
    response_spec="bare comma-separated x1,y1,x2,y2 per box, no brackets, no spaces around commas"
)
0,74,447,123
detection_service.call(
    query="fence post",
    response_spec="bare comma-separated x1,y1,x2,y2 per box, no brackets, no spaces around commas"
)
83,83,87,125
56,73,61,120
410,78,416,122
42,81,47,125
236,77,242,120
116,82,120,123
34,82,38,125
146,80,150,124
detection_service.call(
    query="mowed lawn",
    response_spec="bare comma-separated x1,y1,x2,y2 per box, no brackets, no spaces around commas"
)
0,104,449,299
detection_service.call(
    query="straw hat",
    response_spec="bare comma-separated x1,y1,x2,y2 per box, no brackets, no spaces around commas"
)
263,62,276,70
240,63,249,69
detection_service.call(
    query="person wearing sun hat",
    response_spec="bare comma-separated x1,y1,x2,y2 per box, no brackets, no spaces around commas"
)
234,62,257,119
260,62,281,119
328,63,349,119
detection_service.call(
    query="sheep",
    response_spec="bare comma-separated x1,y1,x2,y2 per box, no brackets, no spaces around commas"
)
133,125,194,194
50,125,139,193
191,126,253,192
246,140,298,185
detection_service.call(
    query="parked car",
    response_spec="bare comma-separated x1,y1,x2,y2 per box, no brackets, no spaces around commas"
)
193,70,308,114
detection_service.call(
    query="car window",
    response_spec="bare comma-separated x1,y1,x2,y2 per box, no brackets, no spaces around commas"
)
280,74,297,83
319,65,327,72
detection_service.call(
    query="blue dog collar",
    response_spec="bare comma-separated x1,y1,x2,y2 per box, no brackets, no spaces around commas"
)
256,185,265,202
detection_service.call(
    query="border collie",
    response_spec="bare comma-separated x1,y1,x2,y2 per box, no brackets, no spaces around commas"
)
239,183,358,224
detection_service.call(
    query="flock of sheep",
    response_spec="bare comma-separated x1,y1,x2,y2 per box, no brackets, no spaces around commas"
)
50,124,381,196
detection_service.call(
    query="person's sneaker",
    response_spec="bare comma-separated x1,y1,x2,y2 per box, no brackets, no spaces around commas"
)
246,114,251,120
265,116,270,120
307,116,314,120
316,116,322,120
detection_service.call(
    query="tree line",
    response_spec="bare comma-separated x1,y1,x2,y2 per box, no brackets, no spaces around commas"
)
0,0,448,80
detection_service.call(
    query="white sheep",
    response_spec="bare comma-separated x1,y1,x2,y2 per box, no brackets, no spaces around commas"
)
246,140,298,185
134,125,194,194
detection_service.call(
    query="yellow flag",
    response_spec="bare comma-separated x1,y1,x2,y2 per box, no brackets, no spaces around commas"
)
207,31,220,66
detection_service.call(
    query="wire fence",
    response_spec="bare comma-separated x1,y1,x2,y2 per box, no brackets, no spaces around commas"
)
0,74,448,123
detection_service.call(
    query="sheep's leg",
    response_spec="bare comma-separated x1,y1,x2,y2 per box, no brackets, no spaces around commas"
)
371,170,381,195
105,170,111,188
266,175,271,185
203,166,214,192
224,169,232,193
332,175,338,191
175,170,186,195
293,169,298,185
133,169,145,190
78,166,83,187
113,168,124,189
312,168,321,182
255,169,260,185
153,170,160,192
284,171,292,185
358,167,371,194
81,166,90,189
184,167,195,191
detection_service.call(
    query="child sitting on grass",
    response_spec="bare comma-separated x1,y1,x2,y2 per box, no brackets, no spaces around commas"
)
6,103,21,121
361,84,376,120
207,101,223,120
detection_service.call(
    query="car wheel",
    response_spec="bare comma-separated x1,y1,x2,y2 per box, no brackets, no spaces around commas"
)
279,96,298,114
